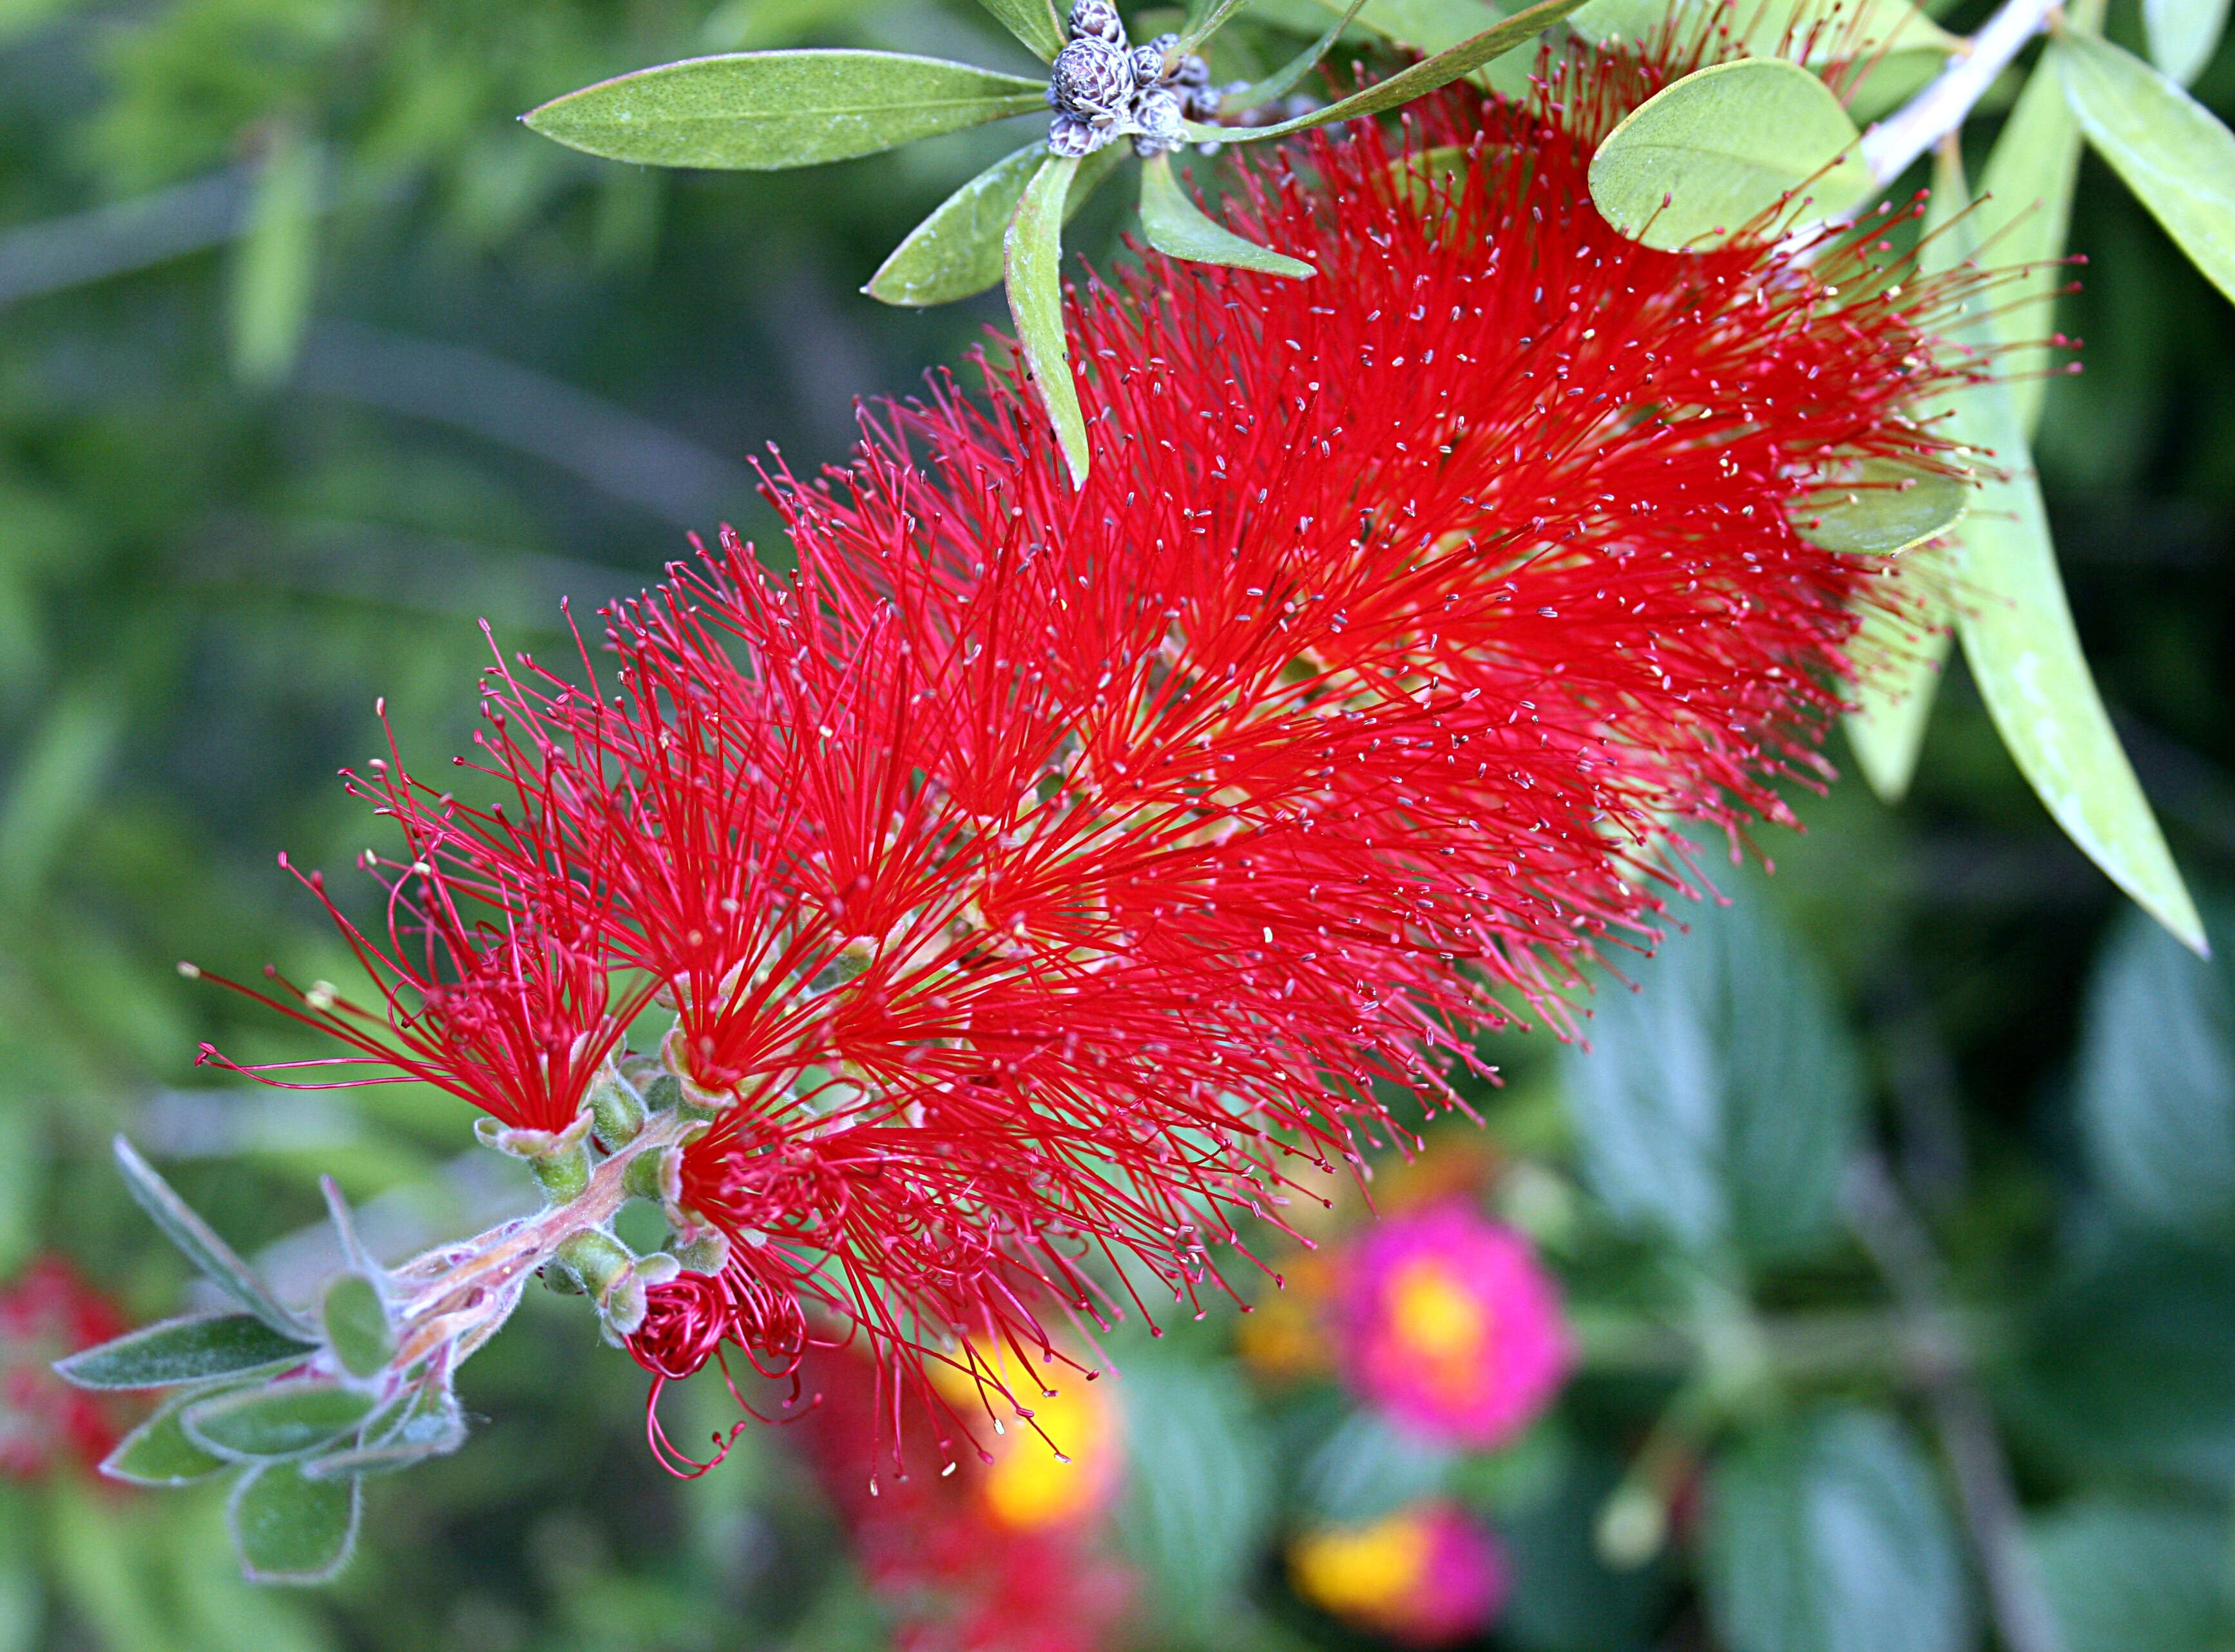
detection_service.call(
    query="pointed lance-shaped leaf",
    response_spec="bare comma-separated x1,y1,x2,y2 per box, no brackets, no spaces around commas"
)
1932,144,2205,954
1003,152,1090,488
523,51,1049,171
1588,58,1871,251
1572,0,1958,61
182,1380,380,1461
228,1461,363,1586
1139,153,1316,278
1229,0,1372,111
2057,31,2235,310
2144,0,2230,86
1192,0,1597,141
867,139,1126,307
974,0,1065,61
1177,0,1258,57
111,1137,315,1336
101,1390,233,1486
55,1312,317,1391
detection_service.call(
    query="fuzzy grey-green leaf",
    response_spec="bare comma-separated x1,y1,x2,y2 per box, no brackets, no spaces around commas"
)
1003,153,1089,487
2058,32,2235,309
1588,57,1869,250
304,1385,467,1479
55,1312,316,1391
974,0,1065,61
320,1273,393,1381
523,52,1049,171
1138,153,1314,278
183,1380,379,1460
112,1136,312,1336
228,1461,362,1586
867,139,1124,307
101,1390,233,1485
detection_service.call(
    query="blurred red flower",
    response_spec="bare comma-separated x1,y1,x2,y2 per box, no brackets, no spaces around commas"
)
0,1254,129,1481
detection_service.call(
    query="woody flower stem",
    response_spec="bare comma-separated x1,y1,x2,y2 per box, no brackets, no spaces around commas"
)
1857,0,2062,184
385,1105,704,1371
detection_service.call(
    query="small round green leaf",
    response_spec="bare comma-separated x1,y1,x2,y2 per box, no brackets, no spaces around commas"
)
320,1273,394,1381
183,1380,378,1460
54,1312,316,1391
1792,461,1968,555
1138,154,1314,278
1588,58,1870,249
523,51,1050,172
100,1391,232,1486
227,1460,363,1586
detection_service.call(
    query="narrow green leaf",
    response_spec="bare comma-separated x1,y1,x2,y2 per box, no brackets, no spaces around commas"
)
1177,0,1256,54
1138,153,1315,276
1588,58,1870,251
1930,142,2204,953
1572,0,1957,59
974,0,1065,61
2144,0,2230,86
227,129,319,389
866,138,1124,307
523,52,1049,171
304,1383,467,1479
111,1137,312,1336
1203,0,1596,140
320,1274,393,1381
2058,32,2235,309
1979,53,2088,437
1231,0,1372,110
55,1313,316,1391
1003,153,1090,488
101,1390,232,1486
1343,0,1504,55
1705,1408,1972,1652
1792,462,1967,555
228,1461,362,1586
183,1381,379,1461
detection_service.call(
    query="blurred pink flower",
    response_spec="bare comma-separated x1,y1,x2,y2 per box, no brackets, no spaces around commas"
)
1334,1204,1570,1448
1290,1500,1509,1646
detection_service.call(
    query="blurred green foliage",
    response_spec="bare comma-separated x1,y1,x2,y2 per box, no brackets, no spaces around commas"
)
3,0,2235,1643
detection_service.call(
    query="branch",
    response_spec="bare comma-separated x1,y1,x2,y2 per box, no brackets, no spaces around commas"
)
1859,0,2060,184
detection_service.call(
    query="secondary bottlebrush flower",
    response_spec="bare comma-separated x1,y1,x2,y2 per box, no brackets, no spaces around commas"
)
1333,1204,1570,1447
1,1254,128,1480
184,24,1993,1486
1289,1500,1509,1646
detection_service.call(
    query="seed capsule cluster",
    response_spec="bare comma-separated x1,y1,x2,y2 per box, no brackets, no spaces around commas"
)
1046,0,1224,157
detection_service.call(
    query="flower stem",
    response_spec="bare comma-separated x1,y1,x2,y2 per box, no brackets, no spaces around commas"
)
1857,0,2062,185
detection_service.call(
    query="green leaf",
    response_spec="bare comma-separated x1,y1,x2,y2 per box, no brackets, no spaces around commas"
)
522,52,1049,171
1342,0,1503,55
1202,0,1597,140
319,1274,393,1381
303,1380,466,1479
2075,900,2235,1236
1234,0,1372,109
974,0,1065,61
182,1381,379,1461
1570,0,1956,58
1295,1410,1451,1524
1979,50,2089,437
1705,1408,1971,1652
2030,1500,2235,1652
227,1461,362,1586
55,1313,316,1391
1177,0,1256,53
1114,1353,1275,1635
1792,462,1967,556
1587,58,1870,251
1138,153,1315,277
1928,143,2205,954
1003,153,1090,488
2010,1242,2235,1491
111,1136,313,1336
227,129,319,390
2057,32,2235,310
1560,889,1863,1267
865,139,1124,307
100,1390,232,1486
2144,0,2230,86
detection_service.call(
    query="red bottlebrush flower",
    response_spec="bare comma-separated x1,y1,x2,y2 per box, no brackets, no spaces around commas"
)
198,27,1997,1470
0,1254,129,1481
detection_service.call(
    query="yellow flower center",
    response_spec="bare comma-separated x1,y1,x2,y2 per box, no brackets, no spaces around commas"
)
1388,1258,1488,1365
1290,1511,1434,1617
